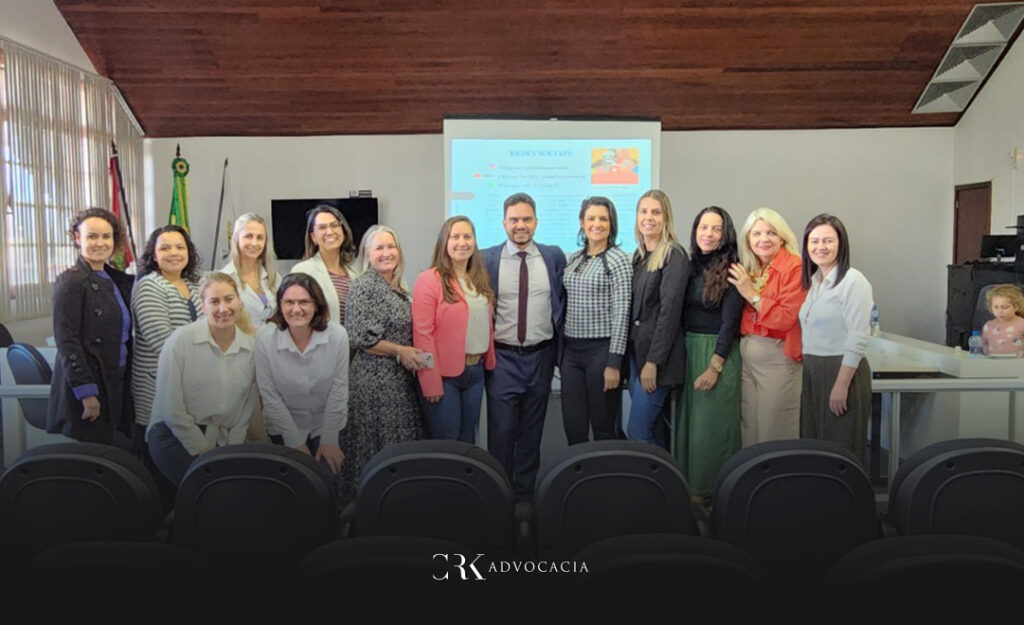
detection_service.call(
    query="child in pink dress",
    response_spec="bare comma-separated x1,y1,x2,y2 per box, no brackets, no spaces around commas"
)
982,284,1024,356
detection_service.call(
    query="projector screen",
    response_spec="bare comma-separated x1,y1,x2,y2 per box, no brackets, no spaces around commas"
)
444,119,661,254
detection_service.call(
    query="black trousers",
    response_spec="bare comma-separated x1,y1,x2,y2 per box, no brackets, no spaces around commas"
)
560,337,622,445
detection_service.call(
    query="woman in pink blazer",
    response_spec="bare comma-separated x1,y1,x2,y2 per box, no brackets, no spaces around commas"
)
413,216,496,443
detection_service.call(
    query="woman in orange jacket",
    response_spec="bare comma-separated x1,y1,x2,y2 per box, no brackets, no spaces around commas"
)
412,216,496,443
728,207,808,446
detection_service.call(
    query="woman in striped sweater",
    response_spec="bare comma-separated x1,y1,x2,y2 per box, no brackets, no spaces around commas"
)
131,226,203,467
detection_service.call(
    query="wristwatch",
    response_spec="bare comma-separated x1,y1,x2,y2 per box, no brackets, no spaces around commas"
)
751,294,762,306
710,360,723,374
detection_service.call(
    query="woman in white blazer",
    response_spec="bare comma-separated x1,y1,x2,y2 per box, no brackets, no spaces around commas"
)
291,204,361,326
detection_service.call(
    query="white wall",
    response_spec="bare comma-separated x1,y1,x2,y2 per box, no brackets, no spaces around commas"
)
144,135,443,281
662,128,954,342
0,0,95,71
954,36,1024,232
148,127,953,342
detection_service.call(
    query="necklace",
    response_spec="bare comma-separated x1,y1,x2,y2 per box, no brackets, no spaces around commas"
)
751,269,769,293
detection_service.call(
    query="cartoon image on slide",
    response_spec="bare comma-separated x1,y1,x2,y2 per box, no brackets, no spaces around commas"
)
590,148,640,185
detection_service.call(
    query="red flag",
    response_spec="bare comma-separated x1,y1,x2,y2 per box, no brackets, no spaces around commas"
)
109,155,133,270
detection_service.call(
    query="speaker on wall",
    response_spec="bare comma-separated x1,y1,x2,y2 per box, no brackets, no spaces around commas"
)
271,197,379,260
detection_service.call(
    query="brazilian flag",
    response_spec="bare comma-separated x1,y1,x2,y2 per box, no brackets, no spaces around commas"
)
168,155,190,232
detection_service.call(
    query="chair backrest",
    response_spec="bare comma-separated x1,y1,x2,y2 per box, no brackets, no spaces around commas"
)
712,439,879,578
30,541,212,579
889,438,1024,549
295,536,471,584
824,535,1024,587
6,342,52,430
533,441,697,559
353,440,515,556
574,533,767,587
0,322,13,348
173,444,337,567
0,442,161,563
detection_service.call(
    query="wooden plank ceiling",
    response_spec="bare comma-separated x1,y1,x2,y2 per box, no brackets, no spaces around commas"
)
54,0,1003,137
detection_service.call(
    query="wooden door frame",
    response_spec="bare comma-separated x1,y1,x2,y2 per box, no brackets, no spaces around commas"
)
954,181,992,263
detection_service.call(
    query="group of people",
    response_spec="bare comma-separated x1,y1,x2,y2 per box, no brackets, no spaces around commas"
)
45,191,875,510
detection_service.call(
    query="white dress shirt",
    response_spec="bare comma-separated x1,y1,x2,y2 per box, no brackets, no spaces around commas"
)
799,266,874,368
494,240,553,345
254,321,350,447
146,320,258,455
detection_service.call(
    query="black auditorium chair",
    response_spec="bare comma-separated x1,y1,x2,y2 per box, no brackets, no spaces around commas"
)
295,536,472,584
712,439,879,578
533,441,698,559
573,533,767,587
30,541,213,579
6,342,53,430
351,440,515,556
0,442,162,563
173,444,336,567
888,438,1024,550
824,535,1024,587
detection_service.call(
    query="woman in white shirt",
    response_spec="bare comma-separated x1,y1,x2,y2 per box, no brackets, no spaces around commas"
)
256,272,349,475
798,213,874,461
291,205,361,326
146,272,259,485
221,213,282,326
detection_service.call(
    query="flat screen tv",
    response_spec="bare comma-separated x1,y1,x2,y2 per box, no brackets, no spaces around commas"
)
271,197,379,260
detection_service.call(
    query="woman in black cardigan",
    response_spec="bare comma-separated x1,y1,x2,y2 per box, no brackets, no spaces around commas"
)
626,189,691,447
46,208,134,447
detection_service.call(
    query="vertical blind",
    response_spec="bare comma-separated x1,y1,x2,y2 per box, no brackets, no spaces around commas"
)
0,38,143,322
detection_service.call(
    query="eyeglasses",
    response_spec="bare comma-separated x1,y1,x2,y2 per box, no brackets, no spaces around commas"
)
313,222,343,234
282,298,315,309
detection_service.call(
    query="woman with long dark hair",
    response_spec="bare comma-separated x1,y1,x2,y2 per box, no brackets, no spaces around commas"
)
676,206,744,507
412,216,496,443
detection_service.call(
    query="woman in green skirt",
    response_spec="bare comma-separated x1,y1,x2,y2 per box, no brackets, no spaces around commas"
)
676,206,744,510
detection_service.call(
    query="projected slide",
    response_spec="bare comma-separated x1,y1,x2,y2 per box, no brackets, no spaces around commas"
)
450,139,653,254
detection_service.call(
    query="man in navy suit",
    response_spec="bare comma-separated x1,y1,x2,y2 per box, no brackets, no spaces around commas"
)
482,193,566,504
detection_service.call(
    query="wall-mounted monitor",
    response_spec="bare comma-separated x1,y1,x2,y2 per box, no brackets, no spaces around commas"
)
271,197,379,260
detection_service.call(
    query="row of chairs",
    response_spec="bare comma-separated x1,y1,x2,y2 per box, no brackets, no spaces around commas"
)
2,436,1023,582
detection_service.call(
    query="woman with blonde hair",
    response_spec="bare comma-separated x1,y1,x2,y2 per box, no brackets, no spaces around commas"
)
146,272,258,485
222,213,281,325
413,216,496,442
292,204,361,325
626,190,690,446
727,207,807,445
338,225,427,501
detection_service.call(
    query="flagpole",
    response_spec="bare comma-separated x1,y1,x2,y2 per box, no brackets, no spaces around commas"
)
210,157,229,270
111,141,138,263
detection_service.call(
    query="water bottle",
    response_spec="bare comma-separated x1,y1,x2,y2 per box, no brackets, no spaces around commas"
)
968,330,984,358
869,304,880,336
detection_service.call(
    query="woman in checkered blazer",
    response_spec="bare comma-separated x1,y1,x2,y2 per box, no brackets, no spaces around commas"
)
560,196,633,445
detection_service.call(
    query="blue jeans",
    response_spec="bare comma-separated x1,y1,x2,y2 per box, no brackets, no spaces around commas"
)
426,361,485,443
627,359,669,446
